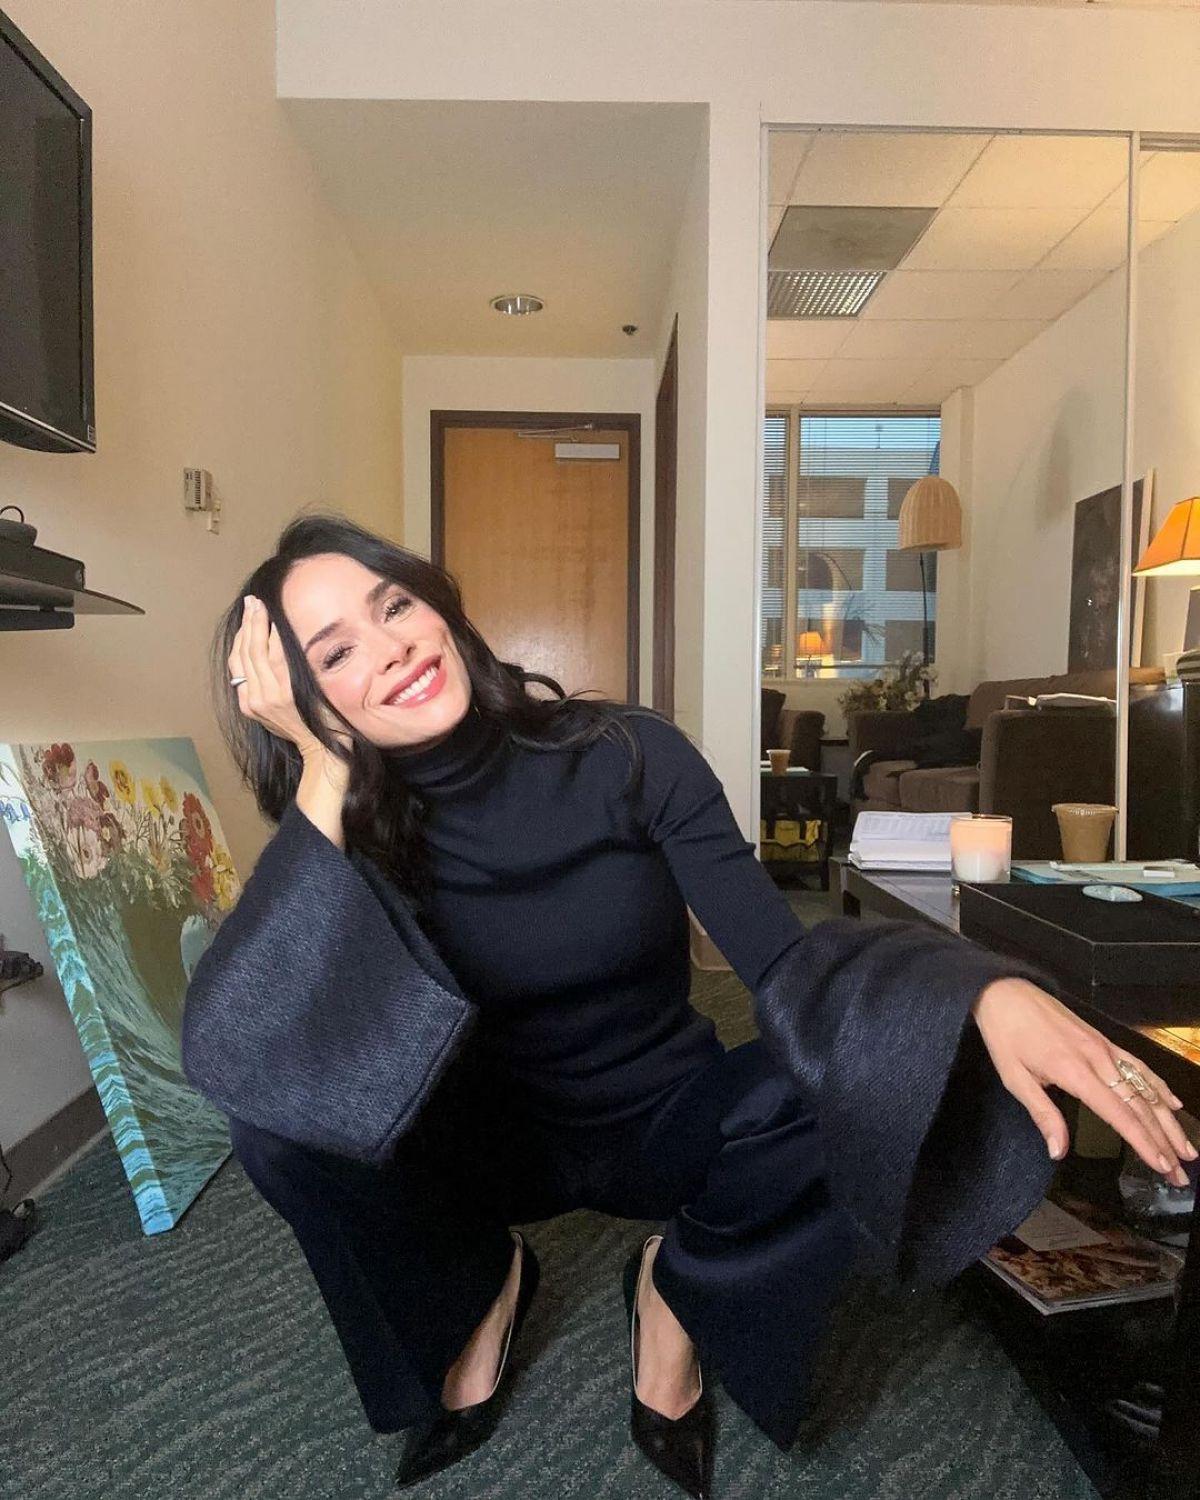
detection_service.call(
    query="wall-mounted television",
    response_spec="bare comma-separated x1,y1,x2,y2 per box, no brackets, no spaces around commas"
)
0,10,94,453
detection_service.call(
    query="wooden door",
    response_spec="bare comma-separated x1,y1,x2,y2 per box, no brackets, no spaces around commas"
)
433,415,640,702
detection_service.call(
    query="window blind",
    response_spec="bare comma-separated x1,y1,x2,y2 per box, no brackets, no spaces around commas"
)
761,412,941,680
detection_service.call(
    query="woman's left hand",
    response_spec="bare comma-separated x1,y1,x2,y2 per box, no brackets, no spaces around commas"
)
972,977,1197,1186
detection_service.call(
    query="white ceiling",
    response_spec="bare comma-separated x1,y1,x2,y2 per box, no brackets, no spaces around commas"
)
767,129,1200,408
755,1,1199,7
283,99,705,358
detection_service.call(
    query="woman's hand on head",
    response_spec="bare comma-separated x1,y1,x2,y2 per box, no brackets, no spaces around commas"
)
972,977,1196,1186
228,596,353,760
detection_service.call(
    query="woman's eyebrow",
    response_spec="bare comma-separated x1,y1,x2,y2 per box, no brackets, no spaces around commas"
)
304,579,394,653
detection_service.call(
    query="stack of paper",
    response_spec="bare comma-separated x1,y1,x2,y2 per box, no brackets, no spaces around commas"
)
848,812,954,872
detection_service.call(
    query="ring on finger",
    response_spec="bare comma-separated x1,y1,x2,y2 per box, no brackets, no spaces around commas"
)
1113,1058,1161,1105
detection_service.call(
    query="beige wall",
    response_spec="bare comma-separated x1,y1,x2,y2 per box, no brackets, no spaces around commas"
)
0,0,402,1150
964,207,1200,687
400,355,656,700
655,130,709,744
277,0,1200,840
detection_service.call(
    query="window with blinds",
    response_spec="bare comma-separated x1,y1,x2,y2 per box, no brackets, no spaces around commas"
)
761,412,941,680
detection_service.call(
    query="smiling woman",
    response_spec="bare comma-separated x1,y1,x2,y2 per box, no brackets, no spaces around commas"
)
188,508,1194,1499
281,552,466,750
208,510,656,910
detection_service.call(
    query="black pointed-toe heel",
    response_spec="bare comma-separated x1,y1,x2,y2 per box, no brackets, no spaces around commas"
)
395,1230,540,1491
621,1234,714,1500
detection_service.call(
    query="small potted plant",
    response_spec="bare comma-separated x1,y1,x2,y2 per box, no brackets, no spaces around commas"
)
838,651,936,716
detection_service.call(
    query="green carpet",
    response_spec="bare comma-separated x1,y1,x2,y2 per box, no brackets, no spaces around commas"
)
1,885,1099,1500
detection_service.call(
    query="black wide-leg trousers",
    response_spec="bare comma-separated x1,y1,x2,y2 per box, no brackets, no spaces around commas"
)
228,1037,860,1450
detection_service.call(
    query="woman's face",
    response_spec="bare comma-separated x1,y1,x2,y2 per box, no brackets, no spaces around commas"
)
280,553,470,752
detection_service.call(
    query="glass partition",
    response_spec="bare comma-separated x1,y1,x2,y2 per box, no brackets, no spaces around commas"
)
762,126,1143,860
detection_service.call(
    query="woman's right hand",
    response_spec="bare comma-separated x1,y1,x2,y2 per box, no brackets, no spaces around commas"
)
228,596,352,761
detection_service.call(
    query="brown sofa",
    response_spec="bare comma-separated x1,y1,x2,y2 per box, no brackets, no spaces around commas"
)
761,688,824,772
848,668,1180,858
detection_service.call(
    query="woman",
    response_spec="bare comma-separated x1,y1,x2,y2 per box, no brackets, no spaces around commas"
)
182,512,1193,1498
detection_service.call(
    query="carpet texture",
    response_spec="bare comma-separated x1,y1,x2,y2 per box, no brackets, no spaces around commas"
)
1,884,1099,1500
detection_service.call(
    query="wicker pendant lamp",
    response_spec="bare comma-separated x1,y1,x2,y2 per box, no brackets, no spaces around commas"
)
898,475,963,552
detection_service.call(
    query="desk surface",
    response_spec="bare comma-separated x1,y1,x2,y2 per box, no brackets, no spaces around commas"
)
835,859,1200,1107
834,856,1200,1500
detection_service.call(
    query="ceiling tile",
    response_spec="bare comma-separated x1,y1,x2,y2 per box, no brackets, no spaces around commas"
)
861,270,1020,321
902,206,1085,271
938,319,1048,361
834,320,956,360
1039,206,1174,271
766,358,828,396
986,269,1108,321
901,359,1004,405
808,358,938,403
766,320,852,358
946,135,1128,210
1136,151,1200,223
787,131,988,209
769,131,816,204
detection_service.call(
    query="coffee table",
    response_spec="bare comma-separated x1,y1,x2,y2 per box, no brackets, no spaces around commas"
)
759,767,838,891
834,857,1200,1500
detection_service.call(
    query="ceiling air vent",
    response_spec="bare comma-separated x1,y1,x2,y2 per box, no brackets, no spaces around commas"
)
768,204,935,319
768,270,884,319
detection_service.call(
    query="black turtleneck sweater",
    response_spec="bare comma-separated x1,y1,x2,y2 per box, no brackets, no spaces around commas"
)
386,705,807,1126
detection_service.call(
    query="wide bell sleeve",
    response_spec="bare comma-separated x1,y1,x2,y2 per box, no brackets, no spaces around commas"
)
180,798,477,1165
627,711,1059,1287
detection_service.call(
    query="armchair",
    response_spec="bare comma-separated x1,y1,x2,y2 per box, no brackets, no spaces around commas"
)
761,688,824,771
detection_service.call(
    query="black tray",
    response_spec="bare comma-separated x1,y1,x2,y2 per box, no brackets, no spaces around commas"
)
958,881,1200,1024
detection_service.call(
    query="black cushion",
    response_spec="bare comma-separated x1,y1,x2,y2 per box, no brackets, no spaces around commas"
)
910,726,983,769
909,693,970,733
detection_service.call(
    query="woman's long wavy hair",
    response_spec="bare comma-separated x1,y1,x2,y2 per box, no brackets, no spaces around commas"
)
210,511,681,915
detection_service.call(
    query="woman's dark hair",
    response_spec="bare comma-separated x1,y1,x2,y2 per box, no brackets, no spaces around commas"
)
210,510,686,913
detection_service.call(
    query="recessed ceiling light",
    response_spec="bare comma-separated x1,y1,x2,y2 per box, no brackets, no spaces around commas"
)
490,293,544,315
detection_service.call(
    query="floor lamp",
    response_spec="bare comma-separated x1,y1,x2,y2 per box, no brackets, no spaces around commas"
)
897,476,963,696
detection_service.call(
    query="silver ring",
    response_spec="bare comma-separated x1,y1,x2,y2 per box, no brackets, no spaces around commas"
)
229,676,247,688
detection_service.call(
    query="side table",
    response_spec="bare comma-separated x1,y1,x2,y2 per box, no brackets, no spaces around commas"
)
759,767,838,891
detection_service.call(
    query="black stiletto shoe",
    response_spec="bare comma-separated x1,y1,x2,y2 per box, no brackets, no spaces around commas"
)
621,1234,714,1500
394,1230,540,1490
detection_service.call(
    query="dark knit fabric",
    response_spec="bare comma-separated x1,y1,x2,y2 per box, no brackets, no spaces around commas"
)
754,919,1057,1287
180,798,475,1162
182,703,1057,1281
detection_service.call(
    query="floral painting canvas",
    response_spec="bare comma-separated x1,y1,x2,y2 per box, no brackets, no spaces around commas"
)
0,738,238,1234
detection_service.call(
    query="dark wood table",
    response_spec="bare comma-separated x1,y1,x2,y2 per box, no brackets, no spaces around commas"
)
835,858,1200,1500
760,768,838,891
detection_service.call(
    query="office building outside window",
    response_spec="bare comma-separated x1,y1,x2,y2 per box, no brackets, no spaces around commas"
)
761,412,941,681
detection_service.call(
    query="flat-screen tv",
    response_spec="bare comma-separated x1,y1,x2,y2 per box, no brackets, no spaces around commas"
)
0,11,94,453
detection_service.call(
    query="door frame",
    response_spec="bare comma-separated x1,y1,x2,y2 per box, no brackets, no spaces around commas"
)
652,319,678,718
430,409,642,703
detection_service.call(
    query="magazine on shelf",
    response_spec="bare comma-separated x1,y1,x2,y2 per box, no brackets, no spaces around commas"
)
847,811,953,872
982,1195,1183,1315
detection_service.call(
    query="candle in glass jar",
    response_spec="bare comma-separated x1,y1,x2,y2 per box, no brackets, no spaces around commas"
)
950,814,1012,883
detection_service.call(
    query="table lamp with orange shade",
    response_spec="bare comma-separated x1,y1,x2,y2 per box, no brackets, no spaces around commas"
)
797,629,824,678
1132,495,1200,859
